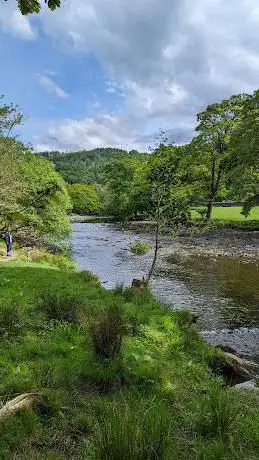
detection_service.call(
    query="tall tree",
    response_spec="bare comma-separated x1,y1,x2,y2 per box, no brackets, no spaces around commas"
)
194,94,250,218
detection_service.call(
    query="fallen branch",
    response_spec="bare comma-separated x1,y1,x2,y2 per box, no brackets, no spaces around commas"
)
0,392,51,421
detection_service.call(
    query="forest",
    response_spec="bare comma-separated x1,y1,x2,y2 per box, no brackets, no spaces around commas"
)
38,91,259,225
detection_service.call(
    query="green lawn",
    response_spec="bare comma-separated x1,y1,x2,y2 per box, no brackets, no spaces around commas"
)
1,254,259,458
192,206,259,221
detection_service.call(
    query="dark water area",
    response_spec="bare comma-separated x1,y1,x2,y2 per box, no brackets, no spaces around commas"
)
71,222,259,360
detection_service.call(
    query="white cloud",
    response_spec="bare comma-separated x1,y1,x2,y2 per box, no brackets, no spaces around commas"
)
35,113,141,152
34,0,259,149
0,4,36,40
36,73,69,99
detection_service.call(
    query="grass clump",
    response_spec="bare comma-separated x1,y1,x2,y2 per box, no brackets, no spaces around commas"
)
130,240,151,255
39,291,83,323
90,304,128,360
91,394,174,459
0,303,24,338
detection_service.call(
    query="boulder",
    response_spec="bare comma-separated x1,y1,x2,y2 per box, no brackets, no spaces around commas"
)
210,351,253,385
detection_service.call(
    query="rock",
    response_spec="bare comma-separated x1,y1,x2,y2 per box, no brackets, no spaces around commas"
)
234,380,258,390
215,344,238,355
210,351,253,385
131,278,148,289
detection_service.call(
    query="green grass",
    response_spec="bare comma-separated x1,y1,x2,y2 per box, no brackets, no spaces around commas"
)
130,240,151,255
0,251,259,459
191,205,259,221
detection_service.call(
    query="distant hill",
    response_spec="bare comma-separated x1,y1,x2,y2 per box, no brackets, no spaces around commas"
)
38,148,147,184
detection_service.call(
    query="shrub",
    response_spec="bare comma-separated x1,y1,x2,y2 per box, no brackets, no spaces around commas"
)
92,394,174,459
39,292,83,323
90,304,128,360
0,303,24,337
130,241,151,255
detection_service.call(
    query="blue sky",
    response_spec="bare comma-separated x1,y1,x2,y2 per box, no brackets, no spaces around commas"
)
1,0,259,151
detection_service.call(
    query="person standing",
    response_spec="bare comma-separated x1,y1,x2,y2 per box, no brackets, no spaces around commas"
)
5,231,13,256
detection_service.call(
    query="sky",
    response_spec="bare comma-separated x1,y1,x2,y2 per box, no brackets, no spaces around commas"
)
1,0,259,152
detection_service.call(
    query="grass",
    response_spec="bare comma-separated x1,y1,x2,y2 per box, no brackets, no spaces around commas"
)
130,240,151,255
0,250,259,458
191,205,259,221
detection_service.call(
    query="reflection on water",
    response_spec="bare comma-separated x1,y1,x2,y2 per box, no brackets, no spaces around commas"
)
71,222,259,359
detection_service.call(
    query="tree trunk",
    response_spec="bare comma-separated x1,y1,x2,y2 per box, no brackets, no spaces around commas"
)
146,219,159,282
206,199,213,219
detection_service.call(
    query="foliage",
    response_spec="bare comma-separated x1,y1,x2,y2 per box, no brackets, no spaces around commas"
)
7,0,61,15
131,240,151,255
39,148,146,185
67,183,103,215
0,95,23,136
0,139,71,241
186,94,250,218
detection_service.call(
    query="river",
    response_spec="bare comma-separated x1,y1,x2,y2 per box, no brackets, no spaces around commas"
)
71,222,259,361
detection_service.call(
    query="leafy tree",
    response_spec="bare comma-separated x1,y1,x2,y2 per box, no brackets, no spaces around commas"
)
193,94,250,218
0,139,71,242
0,96,23,137
67,184,103,215
229,90,259,215
104,156,146,221
4,0,61,15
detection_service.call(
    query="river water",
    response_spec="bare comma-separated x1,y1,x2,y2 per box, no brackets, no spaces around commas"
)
71,222,259,361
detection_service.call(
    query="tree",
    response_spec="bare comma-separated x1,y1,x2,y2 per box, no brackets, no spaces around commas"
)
228,89,259,215
193,94,250,218
104,156,145,221
0,96,23,137
0,139,71,242
145,144,191,282
67,184,103,215
4,0,61,15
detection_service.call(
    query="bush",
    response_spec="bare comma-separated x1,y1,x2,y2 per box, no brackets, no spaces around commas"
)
0,303,24,337
39,292,83,323
130,241,151,255
92,394,174,459
90,304,128,360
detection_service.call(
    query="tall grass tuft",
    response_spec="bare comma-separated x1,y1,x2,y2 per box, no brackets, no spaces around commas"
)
90,304,128,360
194,387,236,440
39,292,83,323
0,303,24,337
92,394,174,459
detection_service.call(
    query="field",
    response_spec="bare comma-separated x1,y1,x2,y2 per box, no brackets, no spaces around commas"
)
192,206,259,221
1,249,259,458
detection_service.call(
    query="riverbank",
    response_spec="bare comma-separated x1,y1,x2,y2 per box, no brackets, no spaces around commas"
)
1,248,259,458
